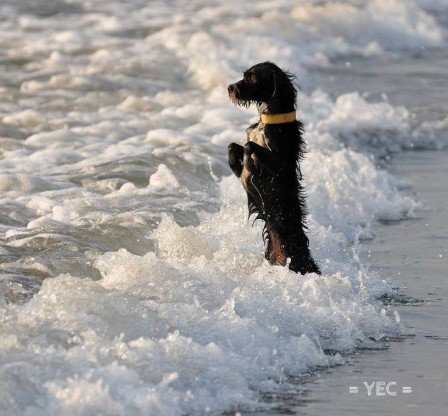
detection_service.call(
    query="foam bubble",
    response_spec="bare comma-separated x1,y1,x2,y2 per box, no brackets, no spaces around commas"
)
149,164,180,189
2,109,45,128
0,174,57,193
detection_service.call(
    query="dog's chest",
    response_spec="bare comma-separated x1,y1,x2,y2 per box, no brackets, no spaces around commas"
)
241,123,268,189
246,122,267,147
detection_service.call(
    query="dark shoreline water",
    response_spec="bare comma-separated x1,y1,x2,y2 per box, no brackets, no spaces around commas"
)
255,149,448,416
308,48,448,125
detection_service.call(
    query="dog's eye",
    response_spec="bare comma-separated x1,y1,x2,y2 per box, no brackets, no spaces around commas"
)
248,74,257,84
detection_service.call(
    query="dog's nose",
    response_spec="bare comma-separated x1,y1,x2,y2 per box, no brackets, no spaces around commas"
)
227,84,235,93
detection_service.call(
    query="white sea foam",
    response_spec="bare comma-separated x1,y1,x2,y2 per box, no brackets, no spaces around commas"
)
0,0,445,414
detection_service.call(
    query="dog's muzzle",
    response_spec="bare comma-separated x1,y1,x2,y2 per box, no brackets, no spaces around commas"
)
227,83,239,104
227,84,236,94
228,82,250,107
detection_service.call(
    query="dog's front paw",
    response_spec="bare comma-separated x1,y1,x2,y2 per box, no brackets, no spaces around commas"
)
243,141,257,172
243,141,257,153
227,142,244,177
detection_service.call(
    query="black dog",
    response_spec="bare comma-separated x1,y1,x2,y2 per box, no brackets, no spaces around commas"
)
227,62,320,275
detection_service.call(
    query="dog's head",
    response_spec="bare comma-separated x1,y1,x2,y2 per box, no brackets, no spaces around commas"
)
227,61,297,108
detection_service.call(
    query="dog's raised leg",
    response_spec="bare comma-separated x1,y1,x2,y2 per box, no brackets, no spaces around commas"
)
242,141,259,173
243,141,283,175
227,143,244,177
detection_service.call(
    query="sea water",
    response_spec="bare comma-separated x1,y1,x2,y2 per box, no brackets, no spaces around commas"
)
0,1,447,415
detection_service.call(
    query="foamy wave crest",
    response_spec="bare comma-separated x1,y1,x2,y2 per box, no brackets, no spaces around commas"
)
0,163,412,414
291,0,443,55
302,90,448,153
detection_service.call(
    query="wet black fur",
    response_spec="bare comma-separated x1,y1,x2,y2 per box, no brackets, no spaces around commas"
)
227,61,320,275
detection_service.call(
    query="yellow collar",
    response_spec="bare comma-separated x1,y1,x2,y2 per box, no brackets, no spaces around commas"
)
260,111,296,125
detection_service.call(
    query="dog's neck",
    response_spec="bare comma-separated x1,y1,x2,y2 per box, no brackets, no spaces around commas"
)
258,99,294,113
257,100,296,124
260,112,296,124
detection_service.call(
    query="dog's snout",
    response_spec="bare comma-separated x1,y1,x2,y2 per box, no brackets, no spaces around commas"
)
228,81,245,106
